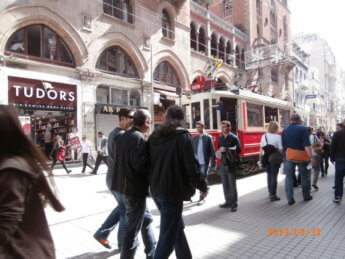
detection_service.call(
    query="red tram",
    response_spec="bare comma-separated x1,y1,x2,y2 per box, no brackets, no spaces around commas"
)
181,88,291,175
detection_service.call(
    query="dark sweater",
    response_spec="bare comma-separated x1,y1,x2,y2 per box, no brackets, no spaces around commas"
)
330,128,345,161
148,128,207,201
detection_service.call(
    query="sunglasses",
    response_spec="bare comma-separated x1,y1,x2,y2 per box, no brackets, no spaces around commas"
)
126,115,134,119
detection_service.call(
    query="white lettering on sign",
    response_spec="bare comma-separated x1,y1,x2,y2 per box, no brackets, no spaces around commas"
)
36,88,45,98
24,87,33,97
68,92,75,102
60,91,67,101
47,90,58,100
14,85,22,96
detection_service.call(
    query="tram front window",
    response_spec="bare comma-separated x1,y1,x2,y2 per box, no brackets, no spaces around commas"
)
265,106,278,123
279,110,289,129
191,102,201,128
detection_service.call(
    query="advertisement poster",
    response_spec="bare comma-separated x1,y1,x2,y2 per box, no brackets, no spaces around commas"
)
18,116,31,135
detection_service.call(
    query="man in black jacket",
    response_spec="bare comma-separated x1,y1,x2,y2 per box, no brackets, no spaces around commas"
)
192,121,216,204
148,105,208,259
112,109,155,259
218,120,241,212
330,126,345,203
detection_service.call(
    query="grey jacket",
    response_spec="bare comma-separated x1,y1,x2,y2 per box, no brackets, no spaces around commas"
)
192,133,216,168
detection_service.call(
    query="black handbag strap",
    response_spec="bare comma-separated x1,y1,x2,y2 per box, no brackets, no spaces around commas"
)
265,133,269,146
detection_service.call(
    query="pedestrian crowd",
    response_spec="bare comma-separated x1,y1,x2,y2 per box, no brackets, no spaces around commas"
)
1,103,345,259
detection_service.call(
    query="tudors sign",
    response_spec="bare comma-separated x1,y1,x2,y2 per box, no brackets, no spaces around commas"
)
8,76,77,108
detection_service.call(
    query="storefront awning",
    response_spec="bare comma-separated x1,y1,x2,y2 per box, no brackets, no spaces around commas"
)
156,90,179,100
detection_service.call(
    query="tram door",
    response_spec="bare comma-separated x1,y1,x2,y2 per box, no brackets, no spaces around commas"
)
220,97,237,133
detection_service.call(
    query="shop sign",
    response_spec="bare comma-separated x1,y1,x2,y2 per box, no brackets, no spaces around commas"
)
8,76,77,109
95,104,124,115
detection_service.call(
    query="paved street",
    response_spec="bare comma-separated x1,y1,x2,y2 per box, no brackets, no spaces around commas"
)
47,164,345,259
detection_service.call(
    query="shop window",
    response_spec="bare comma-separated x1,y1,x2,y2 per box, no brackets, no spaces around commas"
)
129,89,140,107
212,99,218,129
162,9,173,39
111,88,128,106
265,106,278,123
5,24,75,66
211,33,217,58
154,61,180,87
191,102,201,128
96,86,110,104
96,46,138,78
247,103,263,127
103,0,133,23
182,104,191,129
203,99,210,129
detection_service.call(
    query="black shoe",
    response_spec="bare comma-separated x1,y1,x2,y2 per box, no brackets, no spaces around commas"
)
288,199,295,205
293,183,299,188
270,196,281,201
67,170,72,174
230,206,237,212
93,234,111,249
304,196,313,201
90,171,97,175
312,184,319,190
219,203,231,208
321,174,325,177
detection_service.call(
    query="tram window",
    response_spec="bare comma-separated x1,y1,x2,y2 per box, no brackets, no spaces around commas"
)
182,104,191,129
212,99,218,130
247,103,263,127
191,102,201,128
279,110,289,129
203,99,210,129
265,106,278,123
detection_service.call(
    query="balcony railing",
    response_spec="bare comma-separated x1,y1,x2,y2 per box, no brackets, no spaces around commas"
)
190,1,249,42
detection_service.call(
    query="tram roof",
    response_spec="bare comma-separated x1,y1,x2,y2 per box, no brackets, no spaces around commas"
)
183,90,292,110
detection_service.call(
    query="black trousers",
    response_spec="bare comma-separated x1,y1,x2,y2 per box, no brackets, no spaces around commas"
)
82,153,93,172
320,154,330,175
93,154,108,174
51,160,69,173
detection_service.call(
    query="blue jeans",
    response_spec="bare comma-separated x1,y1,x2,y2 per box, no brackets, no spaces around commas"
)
199,164,209,184
220,164,238,207
95,179,126,249
121,196,155,259
284,160,311,201
152,194,192,259
266,163,280,196
334,158,345,199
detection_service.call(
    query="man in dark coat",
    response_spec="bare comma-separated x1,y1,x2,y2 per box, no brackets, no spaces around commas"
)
192,121,216,204
111,109,155,259
148,105,208,259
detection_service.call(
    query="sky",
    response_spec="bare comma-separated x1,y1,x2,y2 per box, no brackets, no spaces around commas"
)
290,0,345,69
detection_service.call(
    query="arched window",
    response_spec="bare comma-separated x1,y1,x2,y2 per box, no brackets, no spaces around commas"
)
219,37,225,61
96,46,138,78
270,0,277,43
103,0,133,23
211,33,217,58
5,25,75,66
154,61,180,87
226,41,232,65
162,9,173,39
198,27,206,53
190,23,197,50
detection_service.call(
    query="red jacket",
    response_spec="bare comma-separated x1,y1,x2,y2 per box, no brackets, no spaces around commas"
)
56,146,67,162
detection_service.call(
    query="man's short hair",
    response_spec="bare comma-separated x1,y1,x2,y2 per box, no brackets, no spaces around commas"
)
118,108,132,120
133,109,150,127
196,121,204,126
290,113,301,123
98,131,103,135
221,120,231,127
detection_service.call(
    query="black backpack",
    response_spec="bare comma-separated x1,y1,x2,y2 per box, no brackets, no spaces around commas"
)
261,134,280,166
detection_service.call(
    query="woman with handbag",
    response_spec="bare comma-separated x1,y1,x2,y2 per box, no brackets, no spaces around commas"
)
260,121,284,201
